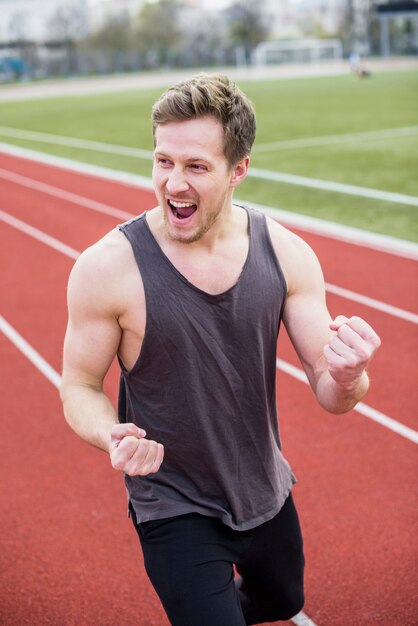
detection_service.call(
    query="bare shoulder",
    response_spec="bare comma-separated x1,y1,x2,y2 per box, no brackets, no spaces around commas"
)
68,227,136,316
265,215,324,295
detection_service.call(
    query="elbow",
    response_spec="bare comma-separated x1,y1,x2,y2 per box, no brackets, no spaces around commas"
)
59,378,83,432
59,379,72,413
59,383,75,430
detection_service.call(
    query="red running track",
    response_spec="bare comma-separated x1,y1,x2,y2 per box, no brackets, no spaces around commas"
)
1,152,417,626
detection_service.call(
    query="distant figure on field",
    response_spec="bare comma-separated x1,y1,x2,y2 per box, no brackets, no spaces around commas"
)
349,51,371,78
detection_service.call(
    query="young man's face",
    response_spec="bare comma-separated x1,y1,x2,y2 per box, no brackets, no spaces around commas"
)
152,115,244,244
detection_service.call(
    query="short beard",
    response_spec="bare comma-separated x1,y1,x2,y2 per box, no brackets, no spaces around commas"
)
164,205,222,244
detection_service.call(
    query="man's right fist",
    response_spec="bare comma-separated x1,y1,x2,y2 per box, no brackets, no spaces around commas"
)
109,423,164,476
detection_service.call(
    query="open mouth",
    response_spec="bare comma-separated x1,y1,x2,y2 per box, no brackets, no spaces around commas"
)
168,199,197,220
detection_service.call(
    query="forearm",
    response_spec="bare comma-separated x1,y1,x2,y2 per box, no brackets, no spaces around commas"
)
60,383,118,452
61,383,164,477
315,369,370,414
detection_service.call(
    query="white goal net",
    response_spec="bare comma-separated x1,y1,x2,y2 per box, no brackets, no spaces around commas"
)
252,39,343,66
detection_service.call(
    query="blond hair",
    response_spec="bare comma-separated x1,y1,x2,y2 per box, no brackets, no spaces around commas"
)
152,73,256,167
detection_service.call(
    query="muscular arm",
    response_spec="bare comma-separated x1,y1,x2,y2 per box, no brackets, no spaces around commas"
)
269,220,380,414
60,234,164,474
60,260,122,451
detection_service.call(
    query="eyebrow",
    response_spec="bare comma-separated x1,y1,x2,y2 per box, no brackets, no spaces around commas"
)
154,151,212,165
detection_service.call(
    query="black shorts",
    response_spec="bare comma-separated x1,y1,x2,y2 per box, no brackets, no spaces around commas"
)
130,493,305,625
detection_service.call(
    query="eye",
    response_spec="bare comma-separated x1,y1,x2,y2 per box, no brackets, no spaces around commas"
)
190,164,207,172
156,157,172,168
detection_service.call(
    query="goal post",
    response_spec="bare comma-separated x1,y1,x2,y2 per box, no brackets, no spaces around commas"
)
251,39,343,66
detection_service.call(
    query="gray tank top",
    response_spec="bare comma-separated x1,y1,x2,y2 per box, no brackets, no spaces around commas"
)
118,207,295,530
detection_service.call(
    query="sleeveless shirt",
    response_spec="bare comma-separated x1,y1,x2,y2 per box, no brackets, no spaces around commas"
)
118,206,295,531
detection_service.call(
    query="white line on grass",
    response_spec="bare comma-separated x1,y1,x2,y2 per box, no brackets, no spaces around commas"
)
1,128,417,206
249,167,418,207
254,125,418,152
1,142,417,260
256,203,418,260
276,359,418,445
0,126,154,159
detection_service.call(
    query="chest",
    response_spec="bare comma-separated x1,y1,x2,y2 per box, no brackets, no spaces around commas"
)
163,240,249,296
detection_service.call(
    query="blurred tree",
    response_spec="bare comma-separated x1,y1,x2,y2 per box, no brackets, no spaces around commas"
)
225,0,271,64
47,2,87,43
177,7,227,67
135,0,182,68
89,14,134,53
84,13,137,72
46,1,87,74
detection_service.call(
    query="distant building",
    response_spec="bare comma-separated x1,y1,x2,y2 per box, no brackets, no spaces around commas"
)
375,0,418,55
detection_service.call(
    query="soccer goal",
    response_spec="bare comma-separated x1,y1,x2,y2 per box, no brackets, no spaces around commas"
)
252,38,343,66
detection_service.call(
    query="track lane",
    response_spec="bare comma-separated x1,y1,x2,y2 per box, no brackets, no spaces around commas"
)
0,332,169,626
278,374,418,626
1,195,416,430
1,153,417,626
0,176,126,252
278,298,418,432
2,258,416,626
0,151,417,311
0,151,154,214
1,152,416,431
1,225,70,372
0,255,298,625
292,228,418,314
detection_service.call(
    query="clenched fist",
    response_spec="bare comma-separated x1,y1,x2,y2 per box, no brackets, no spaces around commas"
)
323,315,381,390
109,423,164,477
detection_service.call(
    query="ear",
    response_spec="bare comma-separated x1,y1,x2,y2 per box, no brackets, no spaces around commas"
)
229,156,250,189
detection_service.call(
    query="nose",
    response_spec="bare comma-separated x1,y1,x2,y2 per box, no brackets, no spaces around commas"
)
166,167,189,196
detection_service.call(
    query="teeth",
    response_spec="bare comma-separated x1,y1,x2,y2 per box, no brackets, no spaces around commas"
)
169,200,195,208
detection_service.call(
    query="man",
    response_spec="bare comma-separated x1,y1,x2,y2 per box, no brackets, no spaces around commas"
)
61,73,380,625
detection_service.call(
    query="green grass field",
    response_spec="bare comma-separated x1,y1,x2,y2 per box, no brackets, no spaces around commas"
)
1,69,417,241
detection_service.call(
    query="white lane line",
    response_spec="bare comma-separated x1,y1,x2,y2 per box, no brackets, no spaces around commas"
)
0,315,61,389
2,207,417,325
325,282,418,325
0,324,321,626
0,167,133,221
0,210,79,259
3,327,321,626
1,128,417,206
1,141,417,260
292,611,318,626
1,309,416,458
0,323,331,626
249,167,418,207
276,359,418,445
0,126,154,159
257,203,418,261
254,125,418,152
